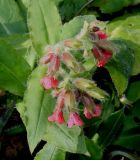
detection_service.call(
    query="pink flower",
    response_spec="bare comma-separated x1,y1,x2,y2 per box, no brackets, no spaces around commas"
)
48,110,65,124
95,31,108,40
67,112,84,128
40,53,54,64
92,47,112,67
48,55,60,74
84,104,102,119
40,75,58,89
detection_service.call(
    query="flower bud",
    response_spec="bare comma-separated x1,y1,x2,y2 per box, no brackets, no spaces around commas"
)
64,39,83,49
62,52,85,73
48,55,60,74
64,91,76,111
73,78,109,100
39,53,54,65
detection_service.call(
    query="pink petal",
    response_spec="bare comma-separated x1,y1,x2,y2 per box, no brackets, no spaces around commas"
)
93,104,102,117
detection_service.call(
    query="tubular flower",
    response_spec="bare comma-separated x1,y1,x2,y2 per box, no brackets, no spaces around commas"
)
84,104,102,119
40,75,58,89
95,31,108,40
39,52,54,64
48,110,65,124
55,89,66,109
81,94,95,119
48,54,60,74
92,47,112,67
67,112,84,128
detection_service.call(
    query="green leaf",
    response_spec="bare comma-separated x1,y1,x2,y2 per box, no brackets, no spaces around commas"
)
98,110,124,147
28,0,62,55
35,143,65,160
86,138,103,160
60,15,96,40
0,0,27,36
126,81,140,103
0,40,31,96
105,40,134,95
21,66,55,152
93,0,140,13
107,14,140,75
44,123,87,154
1,34,36,68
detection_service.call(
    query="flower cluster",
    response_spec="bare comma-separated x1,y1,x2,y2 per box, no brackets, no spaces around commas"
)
92,30,113,67
40,22,112,128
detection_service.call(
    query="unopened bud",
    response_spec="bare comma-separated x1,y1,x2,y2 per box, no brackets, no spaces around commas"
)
73,78,109,100
62,52,85,73
64,39,83,49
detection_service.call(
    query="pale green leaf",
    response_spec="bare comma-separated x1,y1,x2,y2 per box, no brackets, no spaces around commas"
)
44,123,87,154
60,15,96,40
28,0,62,55
35,143,65,160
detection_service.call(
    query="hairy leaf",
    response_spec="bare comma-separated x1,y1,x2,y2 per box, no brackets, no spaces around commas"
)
60,15,96,40
35,143,65,160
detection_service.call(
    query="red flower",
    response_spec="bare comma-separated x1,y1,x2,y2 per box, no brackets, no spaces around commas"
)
95,31,108,40
67,112,84,128
40,75,58,89
92,47,112,67
48,110,65,124
84,104,102,119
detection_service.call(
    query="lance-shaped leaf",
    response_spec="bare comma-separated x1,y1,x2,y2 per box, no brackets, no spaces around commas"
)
0,40,31,96
21,66,55,153
35,143,65,160
28,0,62,55
73,78,109,100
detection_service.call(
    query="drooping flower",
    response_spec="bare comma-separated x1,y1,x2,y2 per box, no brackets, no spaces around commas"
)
40,75,58,89
48,54,60,74
40,52,54,64
95,31,108,40
48,110,65,124
84,104,102,119
56,89,66,109
67,112,84,128
92,47,112,67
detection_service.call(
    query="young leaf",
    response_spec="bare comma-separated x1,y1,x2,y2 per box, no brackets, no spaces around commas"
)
0,40,31,96
60,15,96,40
28,0,62,55
0,0,27,36
35,143,65,160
